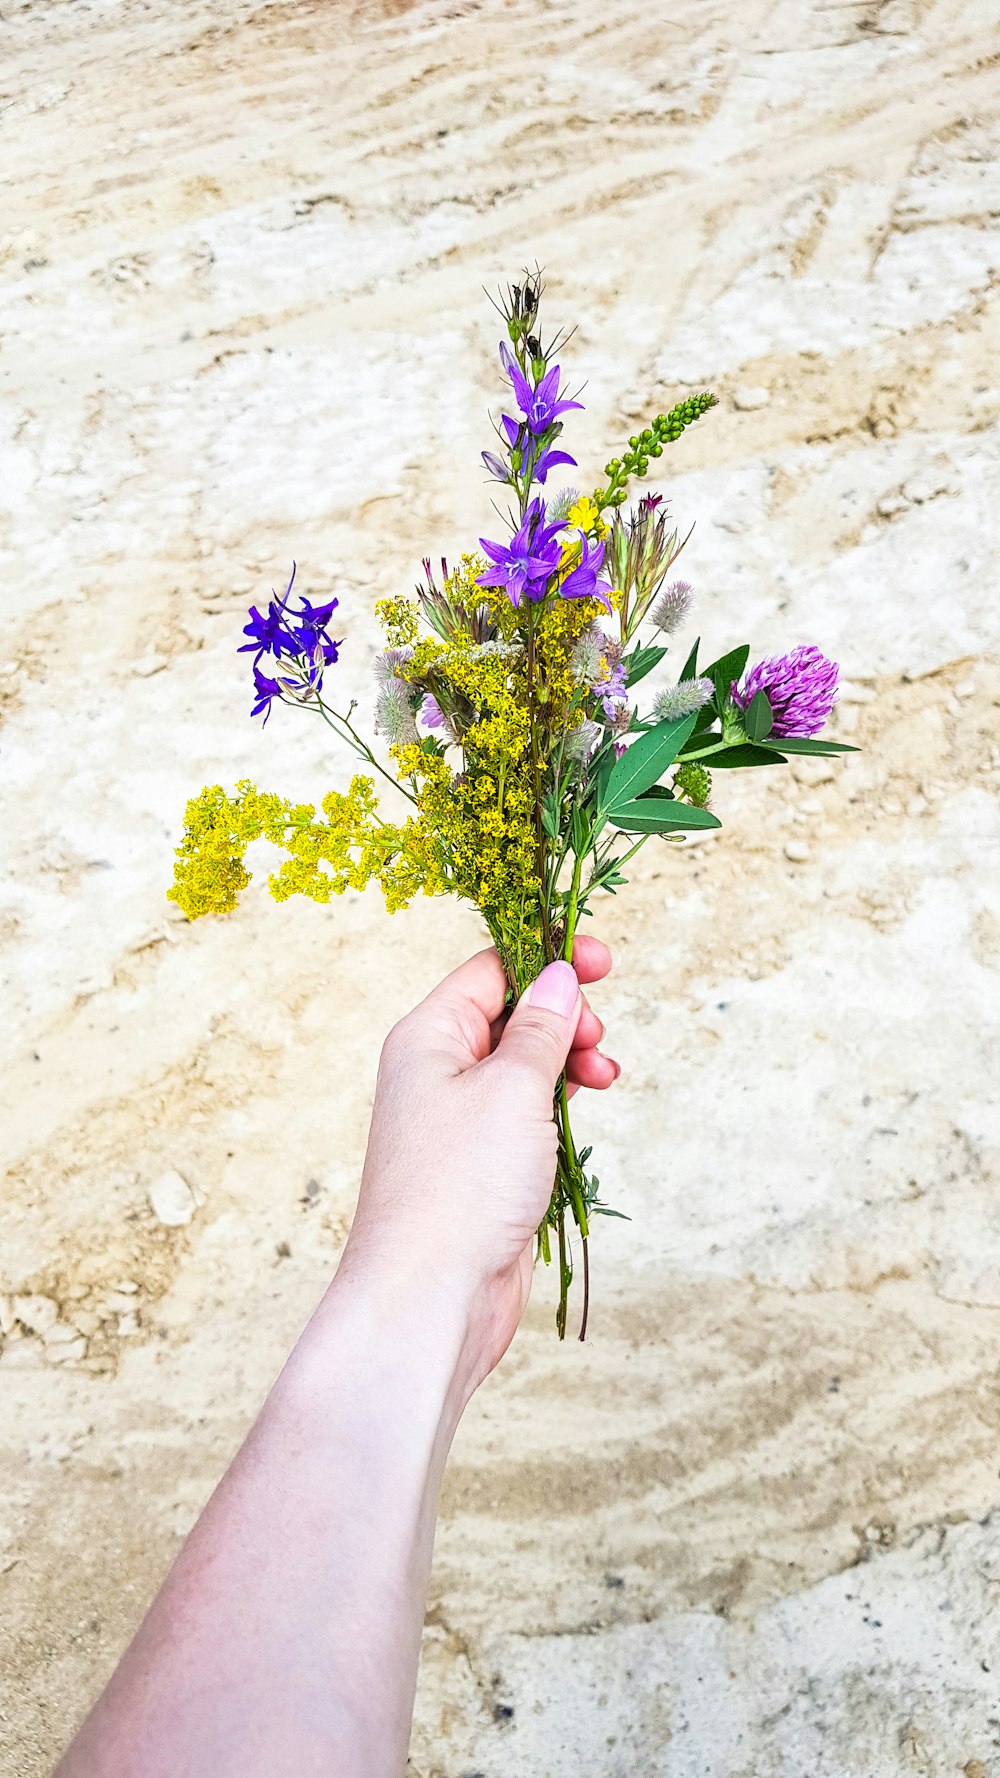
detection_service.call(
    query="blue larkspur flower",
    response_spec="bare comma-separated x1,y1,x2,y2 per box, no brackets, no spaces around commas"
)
241,563,343,720
250,663,284,724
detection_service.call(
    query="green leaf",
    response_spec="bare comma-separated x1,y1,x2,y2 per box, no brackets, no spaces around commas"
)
603,713,697,811
609,796,722,834
678,637,700,682
745,688,773,742
625,643,668,689
699,743,787,768
758,736,859,755
703,644,750,714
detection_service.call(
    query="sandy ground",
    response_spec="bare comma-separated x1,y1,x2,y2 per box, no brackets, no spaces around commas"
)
2,0,1000,1772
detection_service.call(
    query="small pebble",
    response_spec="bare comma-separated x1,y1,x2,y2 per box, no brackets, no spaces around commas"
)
100,1291,142,1315
45,1337,87,1366
901,472,950,504
954,679,976,700
784,840,811,863
148,1169,195,1228
1,1341,42,1369
116,1312,140,1338
732,384,771,411
13,1294,58,1335
42,1322,81,1347
877,490,908,518
133,654,167,678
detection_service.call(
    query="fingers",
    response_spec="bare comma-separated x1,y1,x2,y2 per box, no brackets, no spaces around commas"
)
566,1046,619,1090
570,934,614,986
572,1000,603,1052
495,960,583,1094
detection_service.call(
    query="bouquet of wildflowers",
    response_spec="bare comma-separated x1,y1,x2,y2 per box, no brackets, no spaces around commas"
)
169,273,853,1338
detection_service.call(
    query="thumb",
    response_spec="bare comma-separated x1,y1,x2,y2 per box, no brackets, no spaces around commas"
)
496,959,582,1094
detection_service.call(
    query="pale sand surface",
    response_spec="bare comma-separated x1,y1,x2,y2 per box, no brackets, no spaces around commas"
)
2,0,1000,1772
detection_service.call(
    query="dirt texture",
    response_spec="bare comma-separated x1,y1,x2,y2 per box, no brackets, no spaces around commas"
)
2,0,1000,1773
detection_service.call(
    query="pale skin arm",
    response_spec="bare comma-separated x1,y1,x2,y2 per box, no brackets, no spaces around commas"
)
55,938,618,1778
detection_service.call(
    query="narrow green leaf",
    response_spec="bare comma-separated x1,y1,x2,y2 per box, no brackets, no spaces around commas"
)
745,688,773,742
609,797,722,834
603,713,697,810
626,643,668,689
678,637,700,682
704,743,786,768
758,736,859,755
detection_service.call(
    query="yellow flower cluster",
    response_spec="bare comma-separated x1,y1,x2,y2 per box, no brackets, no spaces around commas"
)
567,495,610,540
167,775,447,920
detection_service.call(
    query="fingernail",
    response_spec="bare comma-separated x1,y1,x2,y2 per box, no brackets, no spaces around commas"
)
529,959,579,1017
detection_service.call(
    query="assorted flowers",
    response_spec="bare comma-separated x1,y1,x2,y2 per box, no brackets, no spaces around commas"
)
169,272,855,1339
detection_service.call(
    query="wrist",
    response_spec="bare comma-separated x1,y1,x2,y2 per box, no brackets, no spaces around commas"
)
288,1241,485,1436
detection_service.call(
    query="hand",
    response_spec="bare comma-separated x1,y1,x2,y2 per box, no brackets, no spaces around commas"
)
340,938,618,1388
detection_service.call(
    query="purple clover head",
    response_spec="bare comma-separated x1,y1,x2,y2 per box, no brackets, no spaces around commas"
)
732,645,839,738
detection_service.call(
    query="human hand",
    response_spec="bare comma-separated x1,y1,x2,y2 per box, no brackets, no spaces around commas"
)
339,938,617,1390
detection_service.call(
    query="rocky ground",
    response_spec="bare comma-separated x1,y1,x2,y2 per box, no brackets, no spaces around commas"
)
1,0,999,1772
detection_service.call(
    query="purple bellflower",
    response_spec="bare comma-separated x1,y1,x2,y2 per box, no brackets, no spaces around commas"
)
559,534,613,608
501,346,584,437
477,498,563,607
732,645,839,737
533,443,578,485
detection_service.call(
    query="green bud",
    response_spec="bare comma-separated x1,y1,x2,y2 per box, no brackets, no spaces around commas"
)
649,441,662,457
674,762,712,807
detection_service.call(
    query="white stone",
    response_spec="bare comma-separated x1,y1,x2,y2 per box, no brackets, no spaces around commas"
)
115,1312,140,1337
148,1169,195,1226
13,1294,58,1335
902,471,951,504
69,1310,101,1337
732,384,771,410
100,1291,143,1315
783,840,811,863
45,1337,87,1365
42,1321,81,1346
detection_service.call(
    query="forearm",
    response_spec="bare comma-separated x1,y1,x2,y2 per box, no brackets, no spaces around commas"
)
56,1260,474,1778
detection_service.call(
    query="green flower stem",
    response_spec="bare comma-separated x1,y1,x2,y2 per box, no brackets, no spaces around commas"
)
313,701,419,804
